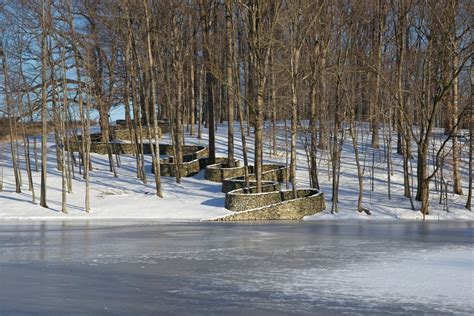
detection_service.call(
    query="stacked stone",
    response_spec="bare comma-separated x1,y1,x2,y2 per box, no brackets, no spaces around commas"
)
217,188,326,221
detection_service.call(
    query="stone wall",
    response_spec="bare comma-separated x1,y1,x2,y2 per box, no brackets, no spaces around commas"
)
113,120,171,134
159,157,202,177
113,128,162,141
65,141,136,155
67,140,208,178
66,141,206,157
260,164,288,182
221,176,280,193
221,164,289,193
157,145,207,177
217,188,325,221
224,184,283,212
151,145,209,177
204,159,243,182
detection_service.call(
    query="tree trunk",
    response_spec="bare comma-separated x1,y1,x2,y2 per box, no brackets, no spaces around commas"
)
309,82,319,189
451,54,463,194
1,47,21,194
225,0,235,168
143,0,163,196
40,1,49,208
199,0,216,165
290,48,299,198
371,0,384,149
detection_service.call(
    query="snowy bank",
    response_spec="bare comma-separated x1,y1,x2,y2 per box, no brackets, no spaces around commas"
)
0,122,472,222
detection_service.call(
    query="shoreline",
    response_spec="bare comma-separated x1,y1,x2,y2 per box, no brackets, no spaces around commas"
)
0,214,472,223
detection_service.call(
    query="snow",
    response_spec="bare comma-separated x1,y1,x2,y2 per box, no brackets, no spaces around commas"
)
0,121,472,221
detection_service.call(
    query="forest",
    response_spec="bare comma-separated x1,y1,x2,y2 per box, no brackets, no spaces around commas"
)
0,0,472,219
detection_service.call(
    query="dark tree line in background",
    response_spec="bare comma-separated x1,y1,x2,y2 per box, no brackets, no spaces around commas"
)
0,0,472,217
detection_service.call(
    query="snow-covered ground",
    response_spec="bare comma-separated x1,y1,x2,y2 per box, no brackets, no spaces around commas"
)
0,121,472,221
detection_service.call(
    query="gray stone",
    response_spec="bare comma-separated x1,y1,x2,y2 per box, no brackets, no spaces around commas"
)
204,159,243,182
221,163,289,193
216,187,325,221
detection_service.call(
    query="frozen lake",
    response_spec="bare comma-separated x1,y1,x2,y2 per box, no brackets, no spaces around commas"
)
0,220,472,315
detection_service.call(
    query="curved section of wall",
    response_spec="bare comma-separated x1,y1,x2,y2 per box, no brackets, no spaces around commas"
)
204,159,244,182
221,164,289,193
217,187,325,221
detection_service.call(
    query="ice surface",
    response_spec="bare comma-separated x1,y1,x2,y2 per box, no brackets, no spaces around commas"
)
0,221,472,315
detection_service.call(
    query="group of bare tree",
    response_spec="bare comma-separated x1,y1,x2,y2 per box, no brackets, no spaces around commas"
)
0,0,471,217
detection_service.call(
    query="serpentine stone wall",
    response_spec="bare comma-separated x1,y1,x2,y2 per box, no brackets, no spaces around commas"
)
156,145,208,177
221,163,289,193
114,120,171,134
67,141,211,178
66,142,206,157
204,159,243,182
112,128,162,141
260,164,288,182
66,141,135,155
159,157,202,177
224,184,282,212
216,187,325,221
221,176,280,193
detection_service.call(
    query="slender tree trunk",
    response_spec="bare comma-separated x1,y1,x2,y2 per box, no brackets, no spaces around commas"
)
451,53,463,194
309,81,319,189
371,0,384,149
466,100,472,210
143,0,163,196
1,47,21,194
174,62,184,183
289,48,300,198
189,45,196,136
84,88,92,212
318,47,328,150
270,53,277,157
199,0,216,165
225,0,235,167
40,1,50,208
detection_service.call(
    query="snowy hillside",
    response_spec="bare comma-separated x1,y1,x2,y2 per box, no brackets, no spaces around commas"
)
0,122,472,221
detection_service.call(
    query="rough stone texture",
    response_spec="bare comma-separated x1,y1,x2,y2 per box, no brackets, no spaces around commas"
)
66,141,208,178
65,141,135,155
151,145,209,177
159,157,202,177
224,184,284,212
72,133,107,142
260,164,288,182
221,176,279,193
221,164,289,193
113,120,171,134
113,128,162,141
157,120,171,134
217,188,325,221
66,141,207,158
204,159,243,182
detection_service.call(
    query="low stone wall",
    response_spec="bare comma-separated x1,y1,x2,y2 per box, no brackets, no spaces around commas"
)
221,163,289,193
224,184,283,212
113,120,171,134
157,121,171,134
260,164,288,182
72,133,106,142
66,141,136,155
204,159,243,182
67,141,207,157
113,128,162,141
221,176,279,193
159,157,202,177
217,187,325,221
151,145,209,177
67,140,208,178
